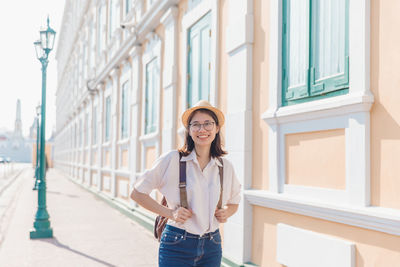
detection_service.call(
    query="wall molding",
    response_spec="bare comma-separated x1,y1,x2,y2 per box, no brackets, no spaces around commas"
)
246,190,400,236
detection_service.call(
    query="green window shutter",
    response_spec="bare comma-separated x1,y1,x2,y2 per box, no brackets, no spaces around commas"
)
121,82,128,139
282,0,310,104
282,0,349,106
187,12,211,108
93,107,97,144
145,58,157,134
105,96,111,141
310,0,349,96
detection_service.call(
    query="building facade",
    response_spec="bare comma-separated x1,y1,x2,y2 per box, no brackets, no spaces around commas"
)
54,0,400,266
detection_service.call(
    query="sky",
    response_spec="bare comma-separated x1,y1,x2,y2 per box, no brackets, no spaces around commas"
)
0,1,65,139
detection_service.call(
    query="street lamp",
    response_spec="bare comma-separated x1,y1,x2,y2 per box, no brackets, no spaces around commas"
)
33,104,41,190
30,17,56,239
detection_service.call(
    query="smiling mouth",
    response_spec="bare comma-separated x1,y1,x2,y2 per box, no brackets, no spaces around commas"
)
197,135,209,139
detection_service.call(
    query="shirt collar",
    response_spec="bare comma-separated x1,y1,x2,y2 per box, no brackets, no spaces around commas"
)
180,150,197,162
180,150,223,167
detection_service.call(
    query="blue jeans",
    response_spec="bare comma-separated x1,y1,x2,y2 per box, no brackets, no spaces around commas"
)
159,225,222,267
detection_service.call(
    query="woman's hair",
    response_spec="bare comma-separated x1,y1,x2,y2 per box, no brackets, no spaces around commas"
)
179,108,227,158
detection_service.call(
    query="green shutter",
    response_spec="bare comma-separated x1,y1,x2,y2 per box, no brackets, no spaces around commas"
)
310,0,349,96
145,58,157,134
105,96,111,141
282,0,349,106
187,12,211,108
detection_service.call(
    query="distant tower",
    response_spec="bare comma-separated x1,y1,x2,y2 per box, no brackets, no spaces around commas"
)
14,99,22,136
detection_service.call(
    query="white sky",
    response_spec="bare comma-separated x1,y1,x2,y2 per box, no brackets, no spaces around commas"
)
0,1,65,139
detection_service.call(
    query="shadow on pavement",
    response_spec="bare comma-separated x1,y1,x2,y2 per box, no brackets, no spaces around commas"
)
47,190,80,198
37,237,117,267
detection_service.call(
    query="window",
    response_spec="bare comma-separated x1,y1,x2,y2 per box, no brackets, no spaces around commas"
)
82,43,87,81
105,96,111,142
121,81,129,139
145,58,158,134
97,5,106,56
282,0,349,106
188,0,202,10
93,107,97,144
187,12,211,108
125,0,132,14
85,113,89,146
109,0,120,39
89,23,95,69
79,119,82,146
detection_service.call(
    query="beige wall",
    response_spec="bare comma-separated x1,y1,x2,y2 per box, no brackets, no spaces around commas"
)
116,175,129,200
104,150,110,166
92,151,97,165
285,129,346,189
121,149,128,168
146,146,156,169
252,0,270,190
32,143,54,168
91,170,97,186
252,206,400,267
102,173,111,192
370,0,400,209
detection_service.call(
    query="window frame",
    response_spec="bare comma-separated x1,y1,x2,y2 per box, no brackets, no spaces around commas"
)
187,11,212,108
180,0,220,114
144,57,158,135
282,0,350,106
261,0,374,207
120,79,130,139
104,95,111,142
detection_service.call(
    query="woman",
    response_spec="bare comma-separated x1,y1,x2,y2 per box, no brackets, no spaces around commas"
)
131,100,241,267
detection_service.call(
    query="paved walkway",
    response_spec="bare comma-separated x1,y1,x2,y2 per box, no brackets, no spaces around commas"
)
0,168,158,267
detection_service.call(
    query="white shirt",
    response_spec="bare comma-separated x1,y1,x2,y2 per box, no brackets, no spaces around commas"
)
134,150,241,236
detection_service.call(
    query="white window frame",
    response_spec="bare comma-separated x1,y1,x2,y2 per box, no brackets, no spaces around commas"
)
104,81,112,145
120,62,131,141
179,0,220,137
181,0,219,107
139,31,161,171
259,0,373,207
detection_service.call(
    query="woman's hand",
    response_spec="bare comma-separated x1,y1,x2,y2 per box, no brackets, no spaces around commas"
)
214,207,229,223
214,204,239,223
171,207,193,223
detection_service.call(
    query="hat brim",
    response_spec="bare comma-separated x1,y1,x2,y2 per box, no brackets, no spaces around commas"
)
182,106,225,128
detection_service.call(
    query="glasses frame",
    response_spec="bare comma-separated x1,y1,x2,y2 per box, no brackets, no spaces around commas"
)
189,121,216,132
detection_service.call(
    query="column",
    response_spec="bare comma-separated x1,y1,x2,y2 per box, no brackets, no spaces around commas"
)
225,0,254,264
160,6,178,153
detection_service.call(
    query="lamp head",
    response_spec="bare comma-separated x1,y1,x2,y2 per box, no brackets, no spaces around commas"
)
40,17,56,52
34,40,44,60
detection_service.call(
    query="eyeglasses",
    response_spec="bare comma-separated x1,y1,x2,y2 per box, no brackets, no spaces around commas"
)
189,121,215,131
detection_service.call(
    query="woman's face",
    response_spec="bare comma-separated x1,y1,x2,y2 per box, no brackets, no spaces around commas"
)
188,111,219,149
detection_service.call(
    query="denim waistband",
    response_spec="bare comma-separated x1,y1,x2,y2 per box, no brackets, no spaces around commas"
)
164,224,219,239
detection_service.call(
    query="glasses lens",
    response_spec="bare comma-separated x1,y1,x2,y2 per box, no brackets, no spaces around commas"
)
191,123,201,131
204,122,214,131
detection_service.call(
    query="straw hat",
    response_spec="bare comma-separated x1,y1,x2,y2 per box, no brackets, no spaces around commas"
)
181,100,225,128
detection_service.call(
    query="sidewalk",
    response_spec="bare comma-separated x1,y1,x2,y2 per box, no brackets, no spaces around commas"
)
0,168,158,267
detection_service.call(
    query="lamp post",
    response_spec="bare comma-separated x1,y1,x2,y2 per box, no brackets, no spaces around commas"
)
30,17,56,239
33,104,41,190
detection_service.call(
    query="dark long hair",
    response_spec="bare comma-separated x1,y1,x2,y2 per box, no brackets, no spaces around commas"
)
179,109,227,157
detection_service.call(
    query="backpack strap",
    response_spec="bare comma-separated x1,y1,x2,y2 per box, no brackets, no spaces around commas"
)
217,158,224,209
179,152,189,209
